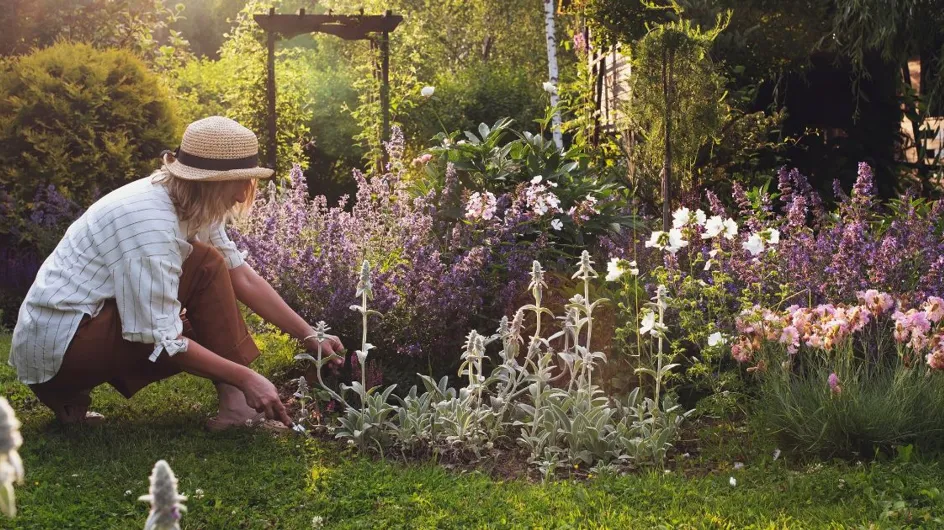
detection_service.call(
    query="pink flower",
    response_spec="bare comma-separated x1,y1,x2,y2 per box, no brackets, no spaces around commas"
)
731,337,753,363
828,373,841,394
524,184,561,217
911,310,931,333
465,191,497,221
411,153,434,166
927,349,944,370
893,310,911,343
846,305,871,332
924,296,944,323
779,326,800,353
909,330,930,352
857,289,896,315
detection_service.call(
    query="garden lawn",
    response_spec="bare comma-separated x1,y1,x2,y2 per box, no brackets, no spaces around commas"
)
2,332,944,529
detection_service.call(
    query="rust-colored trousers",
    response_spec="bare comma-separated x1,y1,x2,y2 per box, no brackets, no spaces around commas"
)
29,242,260,415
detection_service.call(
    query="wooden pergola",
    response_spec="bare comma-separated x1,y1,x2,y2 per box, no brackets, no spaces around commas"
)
254,8,404,170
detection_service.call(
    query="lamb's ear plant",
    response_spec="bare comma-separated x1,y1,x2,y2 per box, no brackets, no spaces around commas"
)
335,260,399,451
297,320,348,409
0,398,23,518
139,460,187,530
298,252,691,475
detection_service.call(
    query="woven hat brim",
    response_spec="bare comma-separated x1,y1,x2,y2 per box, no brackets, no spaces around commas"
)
163,157,274,182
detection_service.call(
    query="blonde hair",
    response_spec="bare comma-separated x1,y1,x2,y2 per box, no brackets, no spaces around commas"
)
151,170,257,236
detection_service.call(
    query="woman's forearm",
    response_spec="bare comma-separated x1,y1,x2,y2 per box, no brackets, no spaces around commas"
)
231,266,313,340
170,337,254,387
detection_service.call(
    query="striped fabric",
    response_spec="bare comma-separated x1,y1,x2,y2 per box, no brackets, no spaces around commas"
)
9,176,246,385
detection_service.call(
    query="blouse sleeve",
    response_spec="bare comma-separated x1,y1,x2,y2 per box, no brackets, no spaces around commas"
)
107,229,189,362
207,223,247,269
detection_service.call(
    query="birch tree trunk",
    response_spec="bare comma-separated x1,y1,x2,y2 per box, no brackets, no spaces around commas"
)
543,0,563,150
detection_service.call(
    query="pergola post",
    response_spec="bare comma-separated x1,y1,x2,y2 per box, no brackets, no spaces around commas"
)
380,10,391,169
265,8,278,172
254,9,403,174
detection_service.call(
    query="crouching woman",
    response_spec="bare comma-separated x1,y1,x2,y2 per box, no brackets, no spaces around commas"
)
8,116,342,430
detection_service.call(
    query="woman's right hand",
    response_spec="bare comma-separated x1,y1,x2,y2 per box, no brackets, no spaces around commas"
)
239,370,293,427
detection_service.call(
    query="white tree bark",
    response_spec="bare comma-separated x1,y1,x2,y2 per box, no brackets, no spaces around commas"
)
543,0,563,150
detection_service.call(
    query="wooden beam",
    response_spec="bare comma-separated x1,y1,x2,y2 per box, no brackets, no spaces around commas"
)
253,13,403,40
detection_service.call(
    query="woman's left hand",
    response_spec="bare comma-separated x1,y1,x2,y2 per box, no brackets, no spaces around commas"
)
305,334,345,365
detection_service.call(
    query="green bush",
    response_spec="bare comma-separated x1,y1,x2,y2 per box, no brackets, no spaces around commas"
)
0,41,179,213
405,63,545,148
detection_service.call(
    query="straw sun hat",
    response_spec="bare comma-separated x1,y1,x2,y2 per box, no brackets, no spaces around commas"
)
160,116,275,182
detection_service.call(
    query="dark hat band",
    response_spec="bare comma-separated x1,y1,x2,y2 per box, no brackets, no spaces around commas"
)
165,147,260,171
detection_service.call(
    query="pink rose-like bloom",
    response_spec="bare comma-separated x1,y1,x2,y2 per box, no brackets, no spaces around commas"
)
806,333,824,349
893,310,911,343
827,372,841,394
779,325,800,353
846,305,871,332
731,338,753,363
858,289,896,316
909,330,930,353
411,153,434,166
927,349,944,370
908,310,931,335
924,296,944,323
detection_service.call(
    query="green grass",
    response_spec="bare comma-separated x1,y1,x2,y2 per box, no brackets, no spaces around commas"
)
3,332,944,529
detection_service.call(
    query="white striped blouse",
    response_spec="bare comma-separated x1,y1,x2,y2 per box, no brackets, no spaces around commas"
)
8,175,246,385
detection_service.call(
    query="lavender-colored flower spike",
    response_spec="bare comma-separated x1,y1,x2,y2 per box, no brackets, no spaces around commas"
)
0,398,24,518
139,460,187,530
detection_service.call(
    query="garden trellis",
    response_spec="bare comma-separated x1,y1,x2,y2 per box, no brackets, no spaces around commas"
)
253,7,403,170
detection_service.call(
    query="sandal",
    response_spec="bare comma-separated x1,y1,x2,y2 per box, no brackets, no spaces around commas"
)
204,413,292,433
56,407,106,426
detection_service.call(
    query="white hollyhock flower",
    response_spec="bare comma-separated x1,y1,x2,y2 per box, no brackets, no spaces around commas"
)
645,231,667,250
722,218,739,240
694,209,707,226
421,86,435,97
708,332,726,347
550,218,563,231
743,233,765,256
665,228,689,255
605,258,623,281
702,216,725,239
672,207,691,229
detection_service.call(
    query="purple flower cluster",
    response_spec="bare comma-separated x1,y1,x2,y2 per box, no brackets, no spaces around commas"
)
616,163,944,313
0,184,84,323
231,130,543,381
